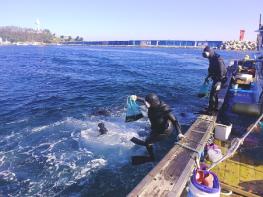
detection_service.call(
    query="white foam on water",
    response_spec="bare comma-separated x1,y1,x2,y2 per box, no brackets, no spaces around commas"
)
41,150,107,190
0,152,6,166
0,170,17,182
1,114,148,196
31,120,66,133
5,118,28,125
3,131,16,140
31,125,50,133
79,117,147,165
74,158,107,180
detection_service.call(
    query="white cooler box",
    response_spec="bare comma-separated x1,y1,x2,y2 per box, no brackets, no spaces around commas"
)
215,123,232,141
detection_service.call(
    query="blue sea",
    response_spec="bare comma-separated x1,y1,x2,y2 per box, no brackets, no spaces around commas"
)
0,46,249,196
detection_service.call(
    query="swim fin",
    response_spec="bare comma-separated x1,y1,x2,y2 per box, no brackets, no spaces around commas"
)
130,137,146,146
131,156,154,165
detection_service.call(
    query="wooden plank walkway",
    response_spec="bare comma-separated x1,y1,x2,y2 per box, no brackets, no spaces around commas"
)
128,115,217,197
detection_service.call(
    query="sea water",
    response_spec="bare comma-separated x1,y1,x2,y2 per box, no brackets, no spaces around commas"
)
0,46,249,196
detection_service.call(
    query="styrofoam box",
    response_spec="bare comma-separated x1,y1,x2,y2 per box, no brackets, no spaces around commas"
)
215,123,232,141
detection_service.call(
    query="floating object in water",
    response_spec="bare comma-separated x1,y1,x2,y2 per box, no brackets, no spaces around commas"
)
125,96,143,122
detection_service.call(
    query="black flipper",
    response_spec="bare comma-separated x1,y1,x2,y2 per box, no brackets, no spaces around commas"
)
146,144,155,160
131,156,154,165
125,113,143,122
130,137,146,146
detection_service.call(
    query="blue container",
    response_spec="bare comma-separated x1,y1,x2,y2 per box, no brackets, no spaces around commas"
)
198,81,210,98
125,96,143,122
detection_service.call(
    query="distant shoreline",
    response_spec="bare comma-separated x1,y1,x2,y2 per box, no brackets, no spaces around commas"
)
0,26,257,50
0,43,215,48
60,39,257,50
60,44,212,48
0,43,257,51
0,41,256,51
60,40,223,49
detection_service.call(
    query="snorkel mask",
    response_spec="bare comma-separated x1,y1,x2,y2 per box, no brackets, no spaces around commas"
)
202,51,210,58
145,93,160,108
203,46,214,58
145,101,151,108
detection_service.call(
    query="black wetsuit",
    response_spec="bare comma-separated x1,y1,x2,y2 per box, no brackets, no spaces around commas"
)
207,53,227,110
144,102,182,159
130,94,183,164
148,101,181,136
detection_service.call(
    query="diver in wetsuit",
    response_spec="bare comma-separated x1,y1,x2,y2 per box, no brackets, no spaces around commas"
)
98,122,108,135
203,46,227,113
130,93,185,165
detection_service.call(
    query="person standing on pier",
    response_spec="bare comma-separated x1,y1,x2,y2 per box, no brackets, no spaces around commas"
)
202,46,227,113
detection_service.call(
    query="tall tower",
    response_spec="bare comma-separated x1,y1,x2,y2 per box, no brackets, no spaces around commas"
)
257,14,262,51
259,13,262,29
35,18,40,32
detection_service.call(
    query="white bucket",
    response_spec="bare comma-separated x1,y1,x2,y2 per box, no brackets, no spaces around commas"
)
188,181,220,197
215,123,232,141
187,170,221,197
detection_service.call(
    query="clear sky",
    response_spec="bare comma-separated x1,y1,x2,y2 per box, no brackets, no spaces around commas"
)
0,0,262,41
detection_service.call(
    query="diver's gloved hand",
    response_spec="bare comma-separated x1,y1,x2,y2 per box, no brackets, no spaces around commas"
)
130,95,137,101
177,133,185,140
215,82,221,91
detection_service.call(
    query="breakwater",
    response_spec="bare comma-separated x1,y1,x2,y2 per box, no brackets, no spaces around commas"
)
62,40,223,48
219,40,257,50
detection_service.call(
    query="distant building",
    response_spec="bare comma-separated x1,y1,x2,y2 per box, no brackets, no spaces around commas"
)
140,40,151,46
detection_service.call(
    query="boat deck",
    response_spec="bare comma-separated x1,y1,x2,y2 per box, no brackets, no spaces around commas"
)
212,59,263,196
212,139,263,197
